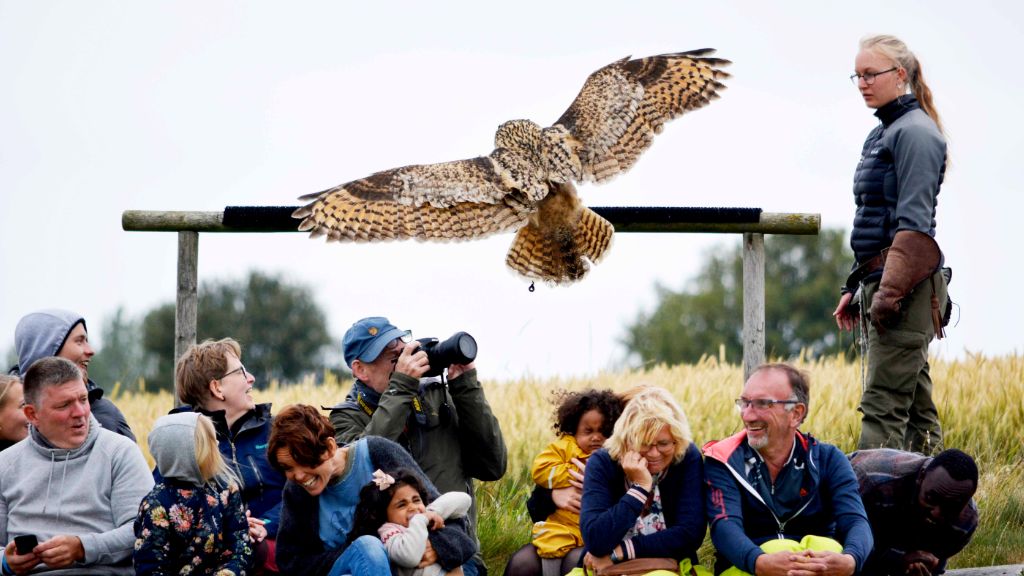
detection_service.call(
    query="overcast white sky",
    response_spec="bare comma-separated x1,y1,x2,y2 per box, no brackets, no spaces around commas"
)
2,1,1021,382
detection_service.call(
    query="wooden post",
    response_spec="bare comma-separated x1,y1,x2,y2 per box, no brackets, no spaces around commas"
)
742,232,765,381
173,231,199,405
123,207,816,388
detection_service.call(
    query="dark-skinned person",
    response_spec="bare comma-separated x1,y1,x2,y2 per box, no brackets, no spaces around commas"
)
507,385,650,576
505,389,623,576
849,448,979,576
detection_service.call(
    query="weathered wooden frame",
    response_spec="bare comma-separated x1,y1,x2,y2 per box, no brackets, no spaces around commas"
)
123,207,819,383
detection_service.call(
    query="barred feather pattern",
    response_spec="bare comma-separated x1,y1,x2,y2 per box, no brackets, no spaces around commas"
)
293,157,532,241
554,49,731,184
505,183,613,284
294,49,729,284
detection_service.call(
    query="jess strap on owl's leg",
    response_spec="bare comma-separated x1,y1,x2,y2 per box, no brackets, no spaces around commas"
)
869,230,941,330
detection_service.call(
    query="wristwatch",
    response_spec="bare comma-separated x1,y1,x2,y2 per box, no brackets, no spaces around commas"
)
610,548,622,564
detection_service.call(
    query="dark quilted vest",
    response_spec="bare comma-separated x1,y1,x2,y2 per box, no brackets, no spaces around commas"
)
849,96,938,264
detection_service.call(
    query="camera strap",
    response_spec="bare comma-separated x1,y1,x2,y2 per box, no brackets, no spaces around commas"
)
411,393,428,426
355,391,376,417
352,387,431,428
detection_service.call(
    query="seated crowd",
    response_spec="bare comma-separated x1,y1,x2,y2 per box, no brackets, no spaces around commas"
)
0,310,979,576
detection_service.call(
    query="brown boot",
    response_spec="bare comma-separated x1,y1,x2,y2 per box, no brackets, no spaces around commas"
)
870,230,941,330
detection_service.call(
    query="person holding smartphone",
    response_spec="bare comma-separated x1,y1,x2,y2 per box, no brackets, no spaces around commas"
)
0,357,153,575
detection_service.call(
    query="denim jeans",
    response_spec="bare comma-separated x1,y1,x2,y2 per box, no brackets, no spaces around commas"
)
327,535,390,576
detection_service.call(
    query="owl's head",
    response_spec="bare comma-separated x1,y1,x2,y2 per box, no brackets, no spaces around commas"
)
494,119,542,153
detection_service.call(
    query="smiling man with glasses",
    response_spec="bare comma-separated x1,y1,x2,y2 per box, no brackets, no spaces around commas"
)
703,363,872,576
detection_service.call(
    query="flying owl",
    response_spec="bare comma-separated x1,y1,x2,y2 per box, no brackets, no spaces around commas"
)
293,49,731,284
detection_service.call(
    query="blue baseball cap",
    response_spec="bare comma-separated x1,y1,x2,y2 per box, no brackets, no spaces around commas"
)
342,317,411,368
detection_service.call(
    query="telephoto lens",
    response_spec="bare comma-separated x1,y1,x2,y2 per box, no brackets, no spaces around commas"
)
416,332,477,377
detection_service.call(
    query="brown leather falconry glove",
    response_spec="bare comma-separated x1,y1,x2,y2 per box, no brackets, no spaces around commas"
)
870,230,941,330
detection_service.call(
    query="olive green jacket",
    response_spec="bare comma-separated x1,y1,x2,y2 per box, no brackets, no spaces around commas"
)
330,368,507,542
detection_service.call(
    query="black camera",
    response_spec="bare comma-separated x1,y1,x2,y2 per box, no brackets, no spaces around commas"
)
416,332,477,377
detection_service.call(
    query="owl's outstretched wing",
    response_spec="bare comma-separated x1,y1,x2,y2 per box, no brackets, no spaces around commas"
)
553,49,731,183
292,157,534,241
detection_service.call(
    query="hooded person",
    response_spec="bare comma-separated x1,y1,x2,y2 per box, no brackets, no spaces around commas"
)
0,356,153,575
134,412,253,575
13,309,135,441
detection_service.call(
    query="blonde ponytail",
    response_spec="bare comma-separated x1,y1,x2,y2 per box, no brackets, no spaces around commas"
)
860,35,945,136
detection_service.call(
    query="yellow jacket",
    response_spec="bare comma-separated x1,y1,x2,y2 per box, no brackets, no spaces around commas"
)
530,434,590,558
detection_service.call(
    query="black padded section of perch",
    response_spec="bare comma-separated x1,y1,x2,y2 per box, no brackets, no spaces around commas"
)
593,206,761,224
221,205,762,231
223,206,298,229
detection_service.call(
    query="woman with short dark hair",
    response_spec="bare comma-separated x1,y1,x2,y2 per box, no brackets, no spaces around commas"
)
269,404,476,576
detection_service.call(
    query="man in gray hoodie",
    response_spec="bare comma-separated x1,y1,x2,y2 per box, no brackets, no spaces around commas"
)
13,309,135,441
0,357,153,575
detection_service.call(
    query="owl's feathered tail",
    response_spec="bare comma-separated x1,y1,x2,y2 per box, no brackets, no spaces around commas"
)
505,183,614,284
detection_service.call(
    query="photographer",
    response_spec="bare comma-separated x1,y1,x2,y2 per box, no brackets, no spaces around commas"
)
329,317,507,576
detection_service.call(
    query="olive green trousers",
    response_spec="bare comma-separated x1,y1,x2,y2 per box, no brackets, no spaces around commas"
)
857,269,948,454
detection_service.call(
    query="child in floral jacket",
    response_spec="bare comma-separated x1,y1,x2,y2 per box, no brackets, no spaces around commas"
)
134,412,253,575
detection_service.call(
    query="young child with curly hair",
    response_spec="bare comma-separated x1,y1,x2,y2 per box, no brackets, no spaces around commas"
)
134,412,253,575
348,468,472,576
530,388,623,576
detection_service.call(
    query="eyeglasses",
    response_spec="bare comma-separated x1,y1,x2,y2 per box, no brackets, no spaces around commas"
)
638,439,676,453
220,364,249,380
850,67,897,86
734,398,800,411
386,334,413,351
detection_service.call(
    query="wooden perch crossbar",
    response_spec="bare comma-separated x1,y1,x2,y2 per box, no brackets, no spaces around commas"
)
122,206,819,235
122,205,820,383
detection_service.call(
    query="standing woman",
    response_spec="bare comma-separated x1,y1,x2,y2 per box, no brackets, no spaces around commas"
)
834,35,949,454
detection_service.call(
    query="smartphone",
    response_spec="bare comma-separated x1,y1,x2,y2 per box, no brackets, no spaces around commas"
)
14,534,37,555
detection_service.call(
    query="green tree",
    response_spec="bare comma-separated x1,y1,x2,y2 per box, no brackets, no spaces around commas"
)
89,306,152,391
622,228,855,366
141,303,177,391
141,271,334,391
3,344,17,374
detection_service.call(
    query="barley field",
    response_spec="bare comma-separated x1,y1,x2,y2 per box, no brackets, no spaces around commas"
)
114,353,1024,572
